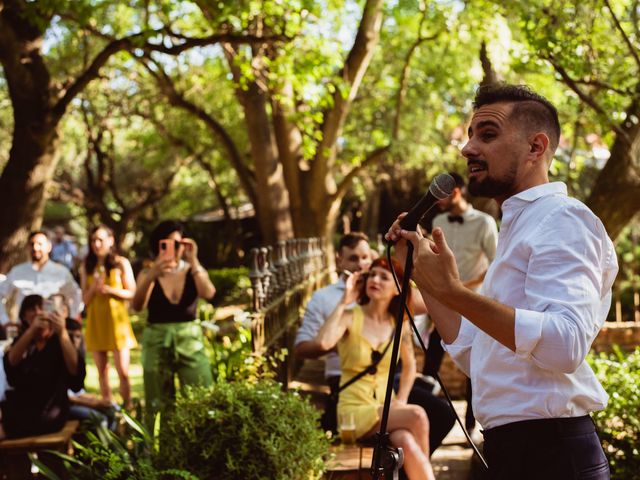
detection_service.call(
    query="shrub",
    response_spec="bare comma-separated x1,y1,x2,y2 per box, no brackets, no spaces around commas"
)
589,346,640,479
35,413,197,480
157,381,329,480
207,267,251,306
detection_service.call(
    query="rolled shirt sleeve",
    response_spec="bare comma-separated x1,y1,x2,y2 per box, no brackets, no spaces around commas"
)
514,204,617,373
442,317,477,378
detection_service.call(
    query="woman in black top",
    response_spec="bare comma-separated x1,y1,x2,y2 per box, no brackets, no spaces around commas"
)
132,221,215,420
1,294,86,438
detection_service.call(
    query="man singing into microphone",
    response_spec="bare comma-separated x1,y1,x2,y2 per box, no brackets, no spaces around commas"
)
387,84,617,479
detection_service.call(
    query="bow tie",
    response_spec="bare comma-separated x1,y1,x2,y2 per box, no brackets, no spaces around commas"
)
447,215,464,224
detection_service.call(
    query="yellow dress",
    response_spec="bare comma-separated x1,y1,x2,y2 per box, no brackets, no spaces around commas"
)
85,268,138,352
337,306,394,439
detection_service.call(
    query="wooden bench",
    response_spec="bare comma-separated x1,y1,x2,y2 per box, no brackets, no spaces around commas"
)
325,444,374,479
0,420,79,480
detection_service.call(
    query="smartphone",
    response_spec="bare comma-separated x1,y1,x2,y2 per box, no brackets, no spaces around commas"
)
159,239,175,262
43,299,57,315
43,296,64,315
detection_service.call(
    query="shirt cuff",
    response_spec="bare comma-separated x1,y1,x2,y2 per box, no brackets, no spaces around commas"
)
514,308,545,358
442,317,475,352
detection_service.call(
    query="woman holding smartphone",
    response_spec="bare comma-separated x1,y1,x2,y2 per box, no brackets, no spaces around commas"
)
80,225,137,409
2,294,86,439
132,220,215,421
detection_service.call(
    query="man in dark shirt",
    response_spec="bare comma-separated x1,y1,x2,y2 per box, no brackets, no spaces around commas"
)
1,294,85,438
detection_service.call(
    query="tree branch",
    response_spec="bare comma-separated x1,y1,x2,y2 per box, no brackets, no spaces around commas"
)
547,58,630,141
334,144,390,201
141,110,234,221
311,0,384,193
51,15,290,120
603,0,640,71
141,57,258,207
393,2,441,140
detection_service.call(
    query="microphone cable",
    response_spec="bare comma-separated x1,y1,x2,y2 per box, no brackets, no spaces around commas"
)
385,243,489,470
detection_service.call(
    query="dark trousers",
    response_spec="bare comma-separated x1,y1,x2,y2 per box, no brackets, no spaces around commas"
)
423,329,476,430
482,415,610,480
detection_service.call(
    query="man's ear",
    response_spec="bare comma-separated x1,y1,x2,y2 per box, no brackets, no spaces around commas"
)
529,132,550,161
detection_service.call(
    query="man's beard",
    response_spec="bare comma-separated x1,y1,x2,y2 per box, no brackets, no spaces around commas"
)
31,251,43,262
468,161,518,198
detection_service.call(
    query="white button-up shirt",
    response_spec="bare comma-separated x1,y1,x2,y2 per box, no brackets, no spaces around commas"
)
444,182,618,429
295,278,349,378
0,260,82,324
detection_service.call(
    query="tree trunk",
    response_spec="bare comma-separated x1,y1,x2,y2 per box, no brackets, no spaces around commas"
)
0,2,60,272
239,82,294,243
586,123,640,240
0,121,59,272
223,45,294,244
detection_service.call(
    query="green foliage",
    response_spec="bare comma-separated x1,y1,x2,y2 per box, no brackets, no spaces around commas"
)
207,267,251,305
589,347,640,479
34,412,198,480
206,321,254,382
157,381,329,480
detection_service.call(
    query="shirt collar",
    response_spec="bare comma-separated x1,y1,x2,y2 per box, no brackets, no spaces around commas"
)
502,182,567,220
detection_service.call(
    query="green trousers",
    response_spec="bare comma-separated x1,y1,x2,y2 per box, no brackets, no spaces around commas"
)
141,322,213,419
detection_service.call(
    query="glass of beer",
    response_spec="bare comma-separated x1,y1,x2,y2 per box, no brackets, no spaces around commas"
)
339,412,357,445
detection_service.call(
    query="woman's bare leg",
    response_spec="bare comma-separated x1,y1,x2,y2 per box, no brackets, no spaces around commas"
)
113,348,132,409
92,351,111,402
384,403,431,453
389,429,435,480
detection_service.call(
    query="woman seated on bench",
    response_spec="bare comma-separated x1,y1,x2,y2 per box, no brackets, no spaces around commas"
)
1,294,86,439
315,257,436,480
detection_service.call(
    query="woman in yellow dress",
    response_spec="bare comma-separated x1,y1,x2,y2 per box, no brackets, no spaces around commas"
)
80,225,137,409
316,257,435,480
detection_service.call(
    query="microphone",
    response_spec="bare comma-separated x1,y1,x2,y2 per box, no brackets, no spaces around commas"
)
399,173,455,231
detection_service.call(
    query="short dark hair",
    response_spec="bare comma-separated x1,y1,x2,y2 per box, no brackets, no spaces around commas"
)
448,172,465,189
65,318,82,331
473,84,561,151
19,294,43,322
338,232,369,252
150,220,184,257
28,230,50,242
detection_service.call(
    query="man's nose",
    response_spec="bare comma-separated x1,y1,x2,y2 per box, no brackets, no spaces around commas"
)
461,139,476,159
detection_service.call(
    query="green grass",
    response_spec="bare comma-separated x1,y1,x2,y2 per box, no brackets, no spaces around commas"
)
83,347,144,405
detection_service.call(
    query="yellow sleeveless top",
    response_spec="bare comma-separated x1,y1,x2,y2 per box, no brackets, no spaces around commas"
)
84,267,137,351
337,306,394,439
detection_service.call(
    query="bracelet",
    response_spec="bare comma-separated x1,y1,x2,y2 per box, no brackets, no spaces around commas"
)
191,266,206,276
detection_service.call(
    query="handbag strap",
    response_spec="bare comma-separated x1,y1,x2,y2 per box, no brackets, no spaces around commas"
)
334,333,394,398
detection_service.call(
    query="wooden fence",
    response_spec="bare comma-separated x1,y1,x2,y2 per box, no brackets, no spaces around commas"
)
247,237,332,386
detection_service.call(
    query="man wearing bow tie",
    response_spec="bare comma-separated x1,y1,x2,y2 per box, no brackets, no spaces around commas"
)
425,171,498,437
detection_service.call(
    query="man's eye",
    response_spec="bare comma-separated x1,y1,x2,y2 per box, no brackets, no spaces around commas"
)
482,132,496,140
